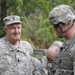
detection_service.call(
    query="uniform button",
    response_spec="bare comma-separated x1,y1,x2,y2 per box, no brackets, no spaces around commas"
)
59,59,61,63
17,50,19,52
18,59,20,62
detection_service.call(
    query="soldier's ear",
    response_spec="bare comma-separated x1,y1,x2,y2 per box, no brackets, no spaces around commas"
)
4,26,7,32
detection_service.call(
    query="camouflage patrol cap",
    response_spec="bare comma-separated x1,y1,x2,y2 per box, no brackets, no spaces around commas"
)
3,15,21,25
49,4,75,25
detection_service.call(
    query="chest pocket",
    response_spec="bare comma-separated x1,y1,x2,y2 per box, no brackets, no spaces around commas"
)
58,44,73,70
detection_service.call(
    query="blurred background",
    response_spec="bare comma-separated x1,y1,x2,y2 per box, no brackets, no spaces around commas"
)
0,0,74,58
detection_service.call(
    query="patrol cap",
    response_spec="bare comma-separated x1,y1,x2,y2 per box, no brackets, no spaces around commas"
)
3,15,21,25
49,4,75,25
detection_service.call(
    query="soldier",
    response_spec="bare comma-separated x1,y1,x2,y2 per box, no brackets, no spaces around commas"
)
0,15,46,75
0,15,33,75
49,4,75,75
41,41,63,75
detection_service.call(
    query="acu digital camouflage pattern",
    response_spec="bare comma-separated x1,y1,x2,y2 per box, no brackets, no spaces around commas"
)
55,34,75,75
31,57,46,75
48,4,75,75
41,56,57,75
0,36,33,75
49,5,75,25
3,15,21,26
0,36,46,75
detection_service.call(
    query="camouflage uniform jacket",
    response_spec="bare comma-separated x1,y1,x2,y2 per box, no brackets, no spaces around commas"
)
0,36,33,75
41,56,56,75
31,57,46,75
55,35,75,75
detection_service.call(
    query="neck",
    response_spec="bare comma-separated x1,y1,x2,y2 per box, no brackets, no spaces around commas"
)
64,22,75,40
65,28,75,40
6,36,20,47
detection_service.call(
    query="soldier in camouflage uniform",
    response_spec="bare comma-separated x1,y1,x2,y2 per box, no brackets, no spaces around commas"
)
0,15,46,75
49,4,75,75
41,41,63,75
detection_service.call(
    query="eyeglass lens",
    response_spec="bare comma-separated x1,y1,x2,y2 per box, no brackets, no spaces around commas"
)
46,57,54,62
53,22,64,29
53,23,60,29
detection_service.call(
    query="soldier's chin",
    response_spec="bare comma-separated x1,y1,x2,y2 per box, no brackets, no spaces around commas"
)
14,37,20,40
17,38,20,40
15,36,21,39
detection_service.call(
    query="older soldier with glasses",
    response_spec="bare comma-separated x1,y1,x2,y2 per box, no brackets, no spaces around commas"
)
41,41,63,75
49,4,75,75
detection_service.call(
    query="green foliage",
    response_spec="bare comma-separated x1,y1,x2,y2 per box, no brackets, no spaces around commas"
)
7,0,23,15
0,21,5,38
1,0,75,48
21,13,62,48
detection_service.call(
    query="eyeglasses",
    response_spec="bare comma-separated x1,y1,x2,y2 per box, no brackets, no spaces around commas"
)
46,57,54,62
53,24,60,29
53,22,65,29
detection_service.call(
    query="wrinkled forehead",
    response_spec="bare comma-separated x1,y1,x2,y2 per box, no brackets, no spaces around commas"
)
5,23,22,28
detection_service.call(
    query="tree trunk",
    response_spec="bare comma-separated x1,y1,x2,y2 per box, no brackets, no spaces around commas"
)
0,0,7,21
